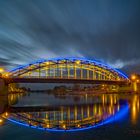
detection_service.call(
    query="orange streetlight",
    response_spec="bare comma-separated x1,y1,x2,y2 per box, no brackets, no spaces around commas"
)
4,73,9,77
0,68,4,73
131,74,136,80
0,119,3,123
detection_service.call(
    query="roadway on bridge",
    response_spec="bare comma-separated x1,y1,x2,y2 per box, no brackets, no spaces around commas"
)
5,77,129,85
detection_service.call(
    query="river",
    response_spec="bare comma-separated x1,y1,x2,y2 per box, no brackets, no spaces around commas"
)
0,91,140,140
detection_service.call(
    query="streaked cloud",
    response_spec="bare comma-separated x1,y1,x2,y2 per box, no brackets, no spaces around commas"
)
0,0,140,74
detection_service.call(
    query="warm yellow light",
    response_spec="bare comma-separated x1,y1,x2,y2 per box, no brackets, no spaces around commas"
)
5,112,8,117
131,75,136,80
137,79,140,83
0,68,4,73
117,78,120,81
47,124,50,128
3,73,9,77
5,74,9,77
77,124,80,127
46,62,50,65
75,60,80,64
62,125,66,129
0,119,3,123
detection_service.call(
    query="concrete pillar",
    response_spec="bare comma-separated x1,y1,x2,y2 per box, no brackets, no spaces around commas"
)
132,82,137,92
0,78,8,114
0,79,8,95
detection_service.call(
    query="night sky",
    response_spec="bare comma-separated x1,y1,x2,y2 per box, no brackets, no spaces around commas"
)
0,0,140,74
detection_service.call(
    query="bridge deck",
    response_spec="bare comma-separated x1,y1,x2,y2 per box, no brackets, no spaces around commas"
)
5,78,129,85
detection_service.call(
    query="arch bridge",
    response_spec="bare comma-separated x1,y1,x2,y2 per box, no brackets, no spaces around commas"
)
6,58,129,84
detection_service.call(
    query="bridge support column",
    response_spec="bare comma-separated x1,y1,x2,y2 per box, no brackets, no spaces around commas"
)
68,107,70,121
67,65,70,79
0,79,8,95
38,63,41,78
92,71,95,80
60,66,63,78
74,64,76,79
87,69,89,79
0,78,8,114
81,107,84,121
132,82,138,92
74,106,77,121
80,68,83,79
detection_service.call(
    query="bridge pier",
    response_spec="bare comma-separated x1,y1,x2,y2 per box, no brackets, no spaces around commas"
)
0,78,8,114
0,78,8,95
131,81,140,93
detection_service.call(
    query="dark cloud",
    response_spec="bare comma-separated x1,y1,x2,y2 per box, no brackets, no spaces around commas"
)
0,0,140,74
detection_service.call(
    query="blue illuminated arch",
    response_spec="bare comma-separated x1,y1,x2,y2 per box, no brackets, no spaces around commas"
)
8,57,129,80
7,103,129,132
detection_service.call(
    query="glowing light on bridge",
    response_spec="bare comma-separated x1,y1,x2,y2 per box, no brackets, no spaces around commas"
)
7,57,129,82
0,118,3,123
131,74,136,80
0,68,4,73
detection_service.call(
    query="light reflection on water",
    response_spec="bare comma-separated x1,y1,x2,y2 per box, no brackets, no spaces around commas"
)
130,95,140,125
0,93,129,131
0,93,140,140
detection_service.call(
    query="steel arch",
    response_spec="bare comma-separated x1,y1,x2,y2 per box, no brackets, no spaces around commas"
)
8,57,129,81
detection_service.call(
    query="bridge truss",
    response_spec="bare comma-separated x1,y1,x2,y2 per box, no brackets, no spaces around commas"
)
8,58,129,82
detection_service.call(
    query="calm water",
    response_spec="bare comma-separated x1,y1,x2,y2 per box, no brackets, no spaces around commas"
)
0,92,140,140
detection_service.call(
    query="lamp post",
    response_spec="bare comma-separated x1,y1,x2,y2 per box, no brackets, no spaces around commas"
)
131,74,138,92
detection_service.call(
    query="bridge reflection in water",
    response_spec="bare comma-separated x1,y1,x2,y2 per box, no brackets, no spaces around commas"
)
0,93,129,132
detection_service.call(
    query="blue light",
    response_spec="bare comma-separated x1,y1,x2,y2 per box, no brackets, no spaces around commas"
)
7,104,129,132
7,57,129,80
